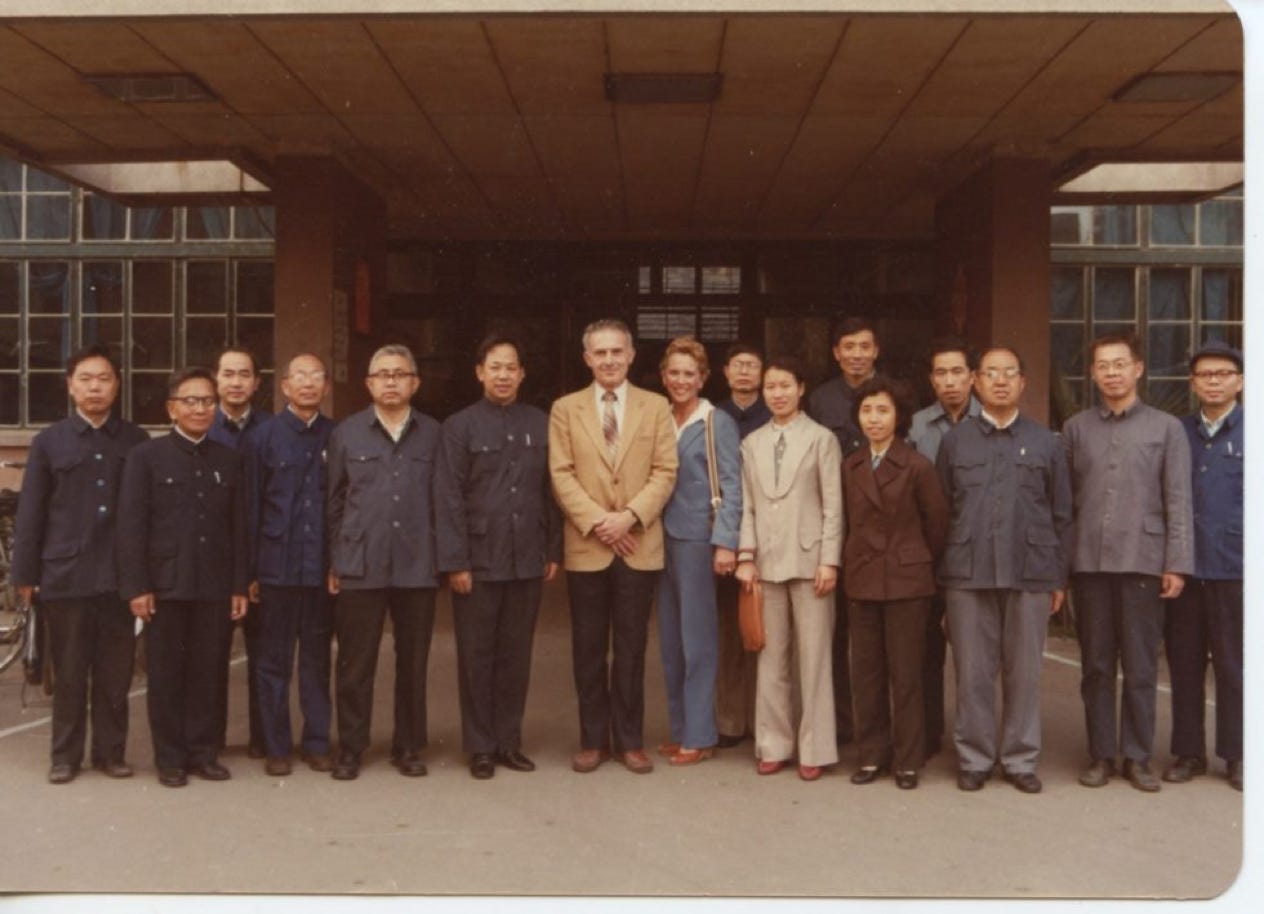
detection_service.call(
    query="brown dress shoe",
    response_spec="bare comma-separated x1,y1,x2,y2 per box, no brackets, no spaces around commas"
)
669,747,714,766
301,750,334,772
619,749,654,774
93,759,134,779
48,763,78,785
1162,756,1207,783
265,756,292,776
1123,759,1161,792
571,748,609,773
656,742,682,758
1078,758,1115,788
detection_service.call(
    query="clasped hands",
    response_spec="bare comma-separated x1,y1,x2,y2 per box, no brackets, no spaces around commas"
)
593,509,639,557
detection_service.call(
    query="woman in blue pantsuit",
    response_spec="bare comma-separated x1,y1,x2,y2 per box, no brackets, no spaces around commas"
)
655,336,742,765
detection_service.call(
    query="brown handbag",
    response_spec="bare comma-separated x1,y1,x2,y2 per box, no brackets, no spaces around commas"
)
737,579,766,652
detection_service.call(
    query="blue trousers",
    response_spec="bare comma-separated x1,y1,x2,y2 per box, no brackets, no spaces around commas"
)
656,538,719,749
254,584,333,759
1165,578,1242,763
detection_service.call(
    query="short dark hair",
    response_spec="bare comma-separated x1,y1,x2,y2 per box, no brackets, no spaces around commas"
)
763,355,808,387
1090,331,1142,364
927,337,975,372
850,375,913,438
167,366,216,398
978,344,1025,376
475,334,524,367
66,343,121,378
829,316,878,348
724,342,764,366
215,346,260,375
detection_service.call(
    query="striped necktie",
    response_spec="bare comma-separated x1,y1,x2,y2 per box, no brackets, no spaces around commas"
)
602,390,619,461
774,431,786,486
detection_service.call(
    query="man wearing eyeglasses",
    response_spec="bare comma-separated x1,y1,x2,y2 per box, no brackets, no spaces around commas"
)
325,344,441,781
908,337,982,760
12,344,149,784
1163,341,1243,792
936,347,1071,794
1063,331,1193,792
242,353,335,777
117,367,249,787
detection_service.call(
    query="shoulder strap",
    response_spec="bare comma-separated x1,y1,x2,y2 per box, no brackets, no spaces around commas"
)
704,411,721,514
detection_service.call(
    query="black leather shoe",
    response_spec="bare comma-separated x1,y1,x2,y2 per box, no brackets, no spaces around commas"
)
850,765,887,785
93,759,134,779
1122,759,1161,793
957,769,991,791
48,763,78,785
496,749,536,772
470,754,496,780
392,751,428,777
1004,771,1043,794
331,751,360,781
1078,758,1116,788
716,733,746,749
1228,760,1243,792
158,767,188,788
1162,755,1207,783
894,770,919,790
188,760,232,781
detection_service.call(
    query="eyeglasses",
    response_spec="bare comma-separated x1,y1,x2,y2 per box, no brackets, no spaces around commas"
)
286,370,327,383
1093,359,1134,373
367,370,417,382
977,367,1021,381
729,359,761,371
1192,369,1240,381
168,396,217,409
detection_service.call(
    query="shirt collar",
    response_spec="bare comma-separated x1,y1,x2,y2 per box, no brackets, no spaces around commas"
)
1200,401,1236,436
217,405,252,432
771,411,806,433
593,380,629,404
979,408,1020,431
1096,397,1142,420
372,407,413,441
674,399,713,440
285,405,321,429
171,426,208,449
72,410,115,433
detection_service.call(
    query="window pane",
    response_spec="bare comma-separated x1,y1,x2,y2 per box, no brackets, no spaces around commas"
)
1050,208,1090,245
236,261,274,314
1146,379,1191,417
1201,324,1243,351
700,266,740,295
26,170,68,193
132,316,174,370
0,318,18,369
1092,322,1136,346
28,317,69,369
1150,204,1195,246
0,261,18,314
25,195,71,240
1051,323,1085,378
1092,268,1134,320
1200,199,1243,246
234,206,275,239
187,206,230,240
234,316,274,367
187,261,227,314
134,261,174,313
1051,267,1083,319
0,160,20,192
637,265,652,294
131,206,174,240
1201,269,1242,322
0,195,18,239
84,261,125,314
28,262,70,315
1147,324,1191,378
1093,206,1137,245
1149,269,1190,320
131,372,170,426
186,316,227,367
662,266,696,294
82,195,128,240
82,315,124,350
28,373,68,423
0,374,17,424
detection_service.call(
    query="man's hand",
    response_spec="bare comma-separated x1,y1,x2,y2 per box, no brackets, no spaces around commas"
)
713,547,737,576
17,585,34,605
813,564,838,598
230,595,248,620
449,571,473,595
130,592,155,621
1050,589,1066,616
327,571,341,595
735,561,758,593
592,509,636,545
248,581,261,604
1160,573,1185,599
543,562,559,583
610,532,639,557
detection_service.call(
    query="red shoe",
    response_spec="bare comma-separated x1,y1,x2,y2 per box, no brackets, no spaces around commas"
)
656,742,682,758
669,747,714,766
757,759,788,776
798,764,822,781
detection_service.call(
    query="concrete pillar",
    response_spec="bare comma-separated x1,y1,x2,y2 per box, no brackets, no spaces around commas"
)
935,159,1053,424
272,157,386,418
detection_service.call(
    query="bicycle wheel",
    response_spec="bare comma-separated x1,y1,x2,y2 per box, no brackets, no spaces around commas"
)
0,562,29,674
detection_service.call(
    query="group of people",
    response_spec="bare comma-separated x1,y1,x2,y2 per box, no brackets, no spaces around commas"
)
10,315,1243,797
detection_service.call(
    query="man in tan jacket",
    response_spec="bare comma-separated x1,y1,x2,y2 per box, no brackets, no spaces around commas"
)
549,319,678,774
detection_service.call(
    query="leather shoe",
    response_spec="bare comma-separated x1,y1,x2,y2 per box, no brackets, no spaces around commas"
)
1004,771,1043,794
1078,758,1115,788
470,753,496,780
48,763,78,785
93,759,133,779
619,749,654,774
716,733,746,749
850,765,887,785
331,751,360,781
798,764,823,782
265,756,292,777
571,748,609,773
669,747,714,766
1228,760,1243,792
957,769,991,791
392,751,428,777
247,743,266,760
1123,759,1161,793
894,770,918,790
1162,755,1207,783
300,750,334,772
496,749,536,772
188,759,231,781
158,767,188,788
656,742,681,758
757,759,788,776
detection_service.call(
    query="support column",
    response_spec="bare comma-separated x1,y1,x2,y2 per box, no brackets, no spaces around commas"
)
272,157,386,417
936,159,1053,425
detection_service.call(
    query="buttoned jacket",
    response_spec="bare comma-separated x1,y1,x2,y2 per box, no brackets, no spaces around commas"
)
208,405,270,451
908,395,982,463
548,383,678,572
738,413,843,584
842,438,948,601
806,375,864,457
12,412,149,600
1182,406,1243,580
662,406,742,549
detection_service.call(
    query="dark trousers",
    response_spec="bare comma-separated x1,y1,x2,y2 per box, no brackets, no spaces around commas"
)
43,595,135,768
453,578,542,754
145,598,232,770
255,584,333,759
923,593,947,752
566,558,657,753
714,573,757,738
1073,572,1164,764
849,597,928,773
832,588,855,742
333,587,436,758
1165,578,1242,763
216,613,262,751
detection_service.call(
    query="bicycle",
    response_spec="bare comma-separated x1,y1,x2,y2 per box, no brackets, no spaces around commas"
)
0,463,34,675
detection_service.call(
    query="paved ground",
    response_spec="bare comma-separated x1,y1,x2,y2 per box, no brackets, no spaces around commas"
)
0,578,1251,909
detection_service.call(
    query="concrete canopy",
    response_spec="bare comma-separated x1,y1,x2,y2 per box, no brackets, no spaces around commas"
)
0,3,1242,241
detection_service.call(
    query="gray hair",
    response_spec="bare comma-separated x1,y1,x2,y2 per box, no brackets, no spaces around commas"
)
283,352,330,377
367,343,418,376
581,318,633,353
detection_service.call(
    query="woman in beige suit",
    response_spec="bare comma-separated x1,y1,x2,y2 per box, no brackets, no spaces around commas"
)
735,356,843,780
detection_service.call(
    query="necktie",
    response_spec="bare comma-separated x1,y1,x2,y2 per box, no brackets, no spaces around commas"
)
871,452,882,470
602,390,618,461
774,431,786,486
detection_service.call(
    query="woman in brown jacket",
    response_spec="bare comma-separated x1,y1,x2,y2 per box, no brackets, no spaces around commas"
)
842,377,949,789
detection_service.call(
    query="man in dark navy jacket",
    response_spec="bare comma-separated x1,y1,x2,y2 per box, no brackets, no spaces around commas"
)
244,353,335,777
12,344,149,784
118,367,248,787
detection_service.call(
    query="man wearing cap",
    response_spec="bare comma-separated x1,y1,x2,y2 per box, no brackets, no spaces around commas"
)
1163,341,1244,791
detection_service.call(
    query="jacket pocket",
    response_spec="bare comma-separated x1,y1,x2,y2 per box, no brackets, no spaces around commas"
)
1142,514,1166,537
939,526,972,580
334,529,366,578
1021,527,1060,582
